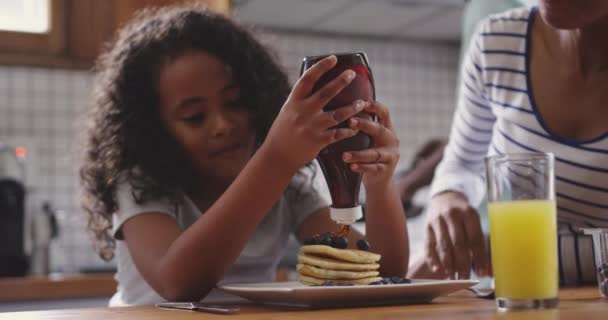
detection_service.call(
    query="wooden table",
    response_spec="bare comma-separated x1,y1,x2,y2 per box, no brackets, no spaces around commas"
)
0,273,116,302
0,287,605,319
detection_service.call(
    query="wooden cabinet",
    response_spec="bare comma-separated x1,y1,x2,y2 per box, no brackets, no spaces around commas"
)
0,0,232,69
114,0,231,27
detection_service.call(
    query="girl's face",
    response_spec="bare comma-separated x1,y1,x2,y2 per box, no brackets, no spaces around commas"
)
157,51,256,181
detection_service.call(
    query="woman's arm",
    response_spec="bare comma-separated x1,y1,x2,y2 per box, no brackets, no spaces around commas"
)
423,20,497,280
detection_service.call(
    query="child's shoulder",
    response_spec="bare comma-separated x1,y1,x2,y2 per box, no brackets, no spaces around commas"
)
286,165,325,195
114,174,180,217
112,177,186,239
284,165,330,210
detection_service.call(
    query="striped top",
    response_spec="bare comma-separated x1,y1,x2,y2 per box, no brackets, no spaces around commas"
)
430,7,608,284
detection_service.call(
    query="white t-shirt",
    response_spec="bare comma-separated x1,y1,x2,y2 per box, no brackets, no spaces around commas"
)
108,167,329,306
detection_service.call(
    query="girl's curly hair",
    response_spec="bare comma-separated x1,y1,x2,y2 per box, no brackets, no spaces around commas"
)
80,4,291,261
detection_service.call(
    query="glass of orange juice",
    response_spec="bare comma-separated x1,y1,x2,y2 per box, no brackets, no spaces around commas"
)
485,152,558,311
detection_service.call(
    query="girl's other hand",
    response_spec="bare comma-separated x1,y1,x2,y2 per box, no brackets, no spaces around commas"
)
264,55,366,170
342,101,400,189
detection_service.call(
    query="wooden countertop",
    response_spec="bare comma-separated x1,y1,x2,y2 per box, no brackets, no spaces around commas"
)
0,287,605,319
0,273,116,302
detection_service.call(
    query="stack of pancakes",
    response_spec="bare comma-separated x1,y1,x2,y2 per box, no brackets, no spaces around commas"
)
297,245,382,285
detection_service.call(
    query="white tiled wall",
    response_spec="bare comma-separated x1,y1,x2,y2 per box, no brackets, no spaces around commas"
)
0,66,101,272
0,31,459,271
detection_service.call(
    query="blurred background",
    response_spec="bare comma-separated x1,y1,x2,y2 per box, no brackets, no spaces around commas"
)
0,0,466,311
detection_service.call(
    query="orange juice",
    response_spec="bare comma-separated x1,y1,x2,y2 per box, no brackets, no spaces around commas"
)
489,200,558,299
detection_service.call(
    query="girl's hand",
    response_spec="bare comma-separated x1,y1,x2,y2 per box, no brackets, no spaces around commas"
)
264,55,367,170
342,101,400,188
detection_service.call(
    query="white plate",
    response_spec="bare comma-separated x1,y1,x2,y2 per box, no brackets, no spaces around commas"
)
219,279,478,308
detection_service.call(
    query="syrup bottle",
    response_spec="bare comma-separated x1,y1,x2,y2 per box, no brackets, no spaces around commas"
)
300,52,375,228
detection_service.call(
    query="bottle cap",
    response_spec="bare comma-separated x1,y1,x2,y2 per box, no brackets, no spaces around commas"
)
329,206,363,225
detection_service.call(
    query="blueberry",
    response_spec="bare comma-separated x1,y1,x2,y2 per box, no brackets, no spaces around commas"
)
369,281,382,285
303,237,315,245
357,239,370,251
321,281,334,286
390,276,402,284
319,235,332,246
332,237,349,249
381,278,391,284
400,278,412,284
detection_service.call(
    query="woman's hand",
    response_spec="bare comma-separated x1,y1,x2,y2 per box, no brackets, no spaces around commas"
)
424,191,490,279
342,101,400,189
264,55,368,171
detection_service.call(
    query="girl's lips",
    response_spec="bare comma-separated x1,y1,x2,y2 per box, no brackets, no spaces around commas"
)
209,142,245,157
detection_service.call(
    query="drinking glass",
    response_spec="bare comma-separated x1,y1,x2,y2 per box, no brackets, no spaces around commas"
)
485,152,559,311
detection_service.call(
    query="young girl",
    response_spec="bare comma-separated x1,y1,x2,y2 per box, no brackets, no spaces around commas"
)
80,4,408,306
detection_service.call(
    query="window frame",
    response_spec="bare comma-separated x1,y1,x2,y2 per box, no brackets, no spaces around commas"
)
0,0,67,55
0,0,231,69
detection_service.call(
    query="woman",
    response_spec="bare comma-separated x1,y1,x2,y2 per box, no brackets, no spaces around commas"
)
414,0,608,285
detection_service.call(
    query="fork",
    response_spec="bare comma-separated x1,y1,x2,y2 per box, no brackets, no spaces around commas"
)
155,302,240,314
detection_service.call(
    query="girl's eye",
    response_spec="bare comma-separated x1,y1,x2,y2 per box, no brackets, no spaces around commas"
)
225,100,247,110
182,114,205,124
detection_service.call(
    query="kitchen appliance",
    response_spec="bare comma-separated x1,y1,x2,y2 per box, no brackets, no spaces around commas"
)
0,142,29,276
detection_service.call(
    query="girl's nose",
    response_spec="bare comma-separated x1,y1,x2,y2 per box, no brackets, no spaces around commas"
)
211,111,237,137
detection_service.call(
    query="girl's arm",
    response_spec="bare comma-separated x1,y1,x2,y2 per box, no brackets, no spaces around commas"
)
122,145,297,301
298,101,409,277
346,101,409,277
362,181,409,277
